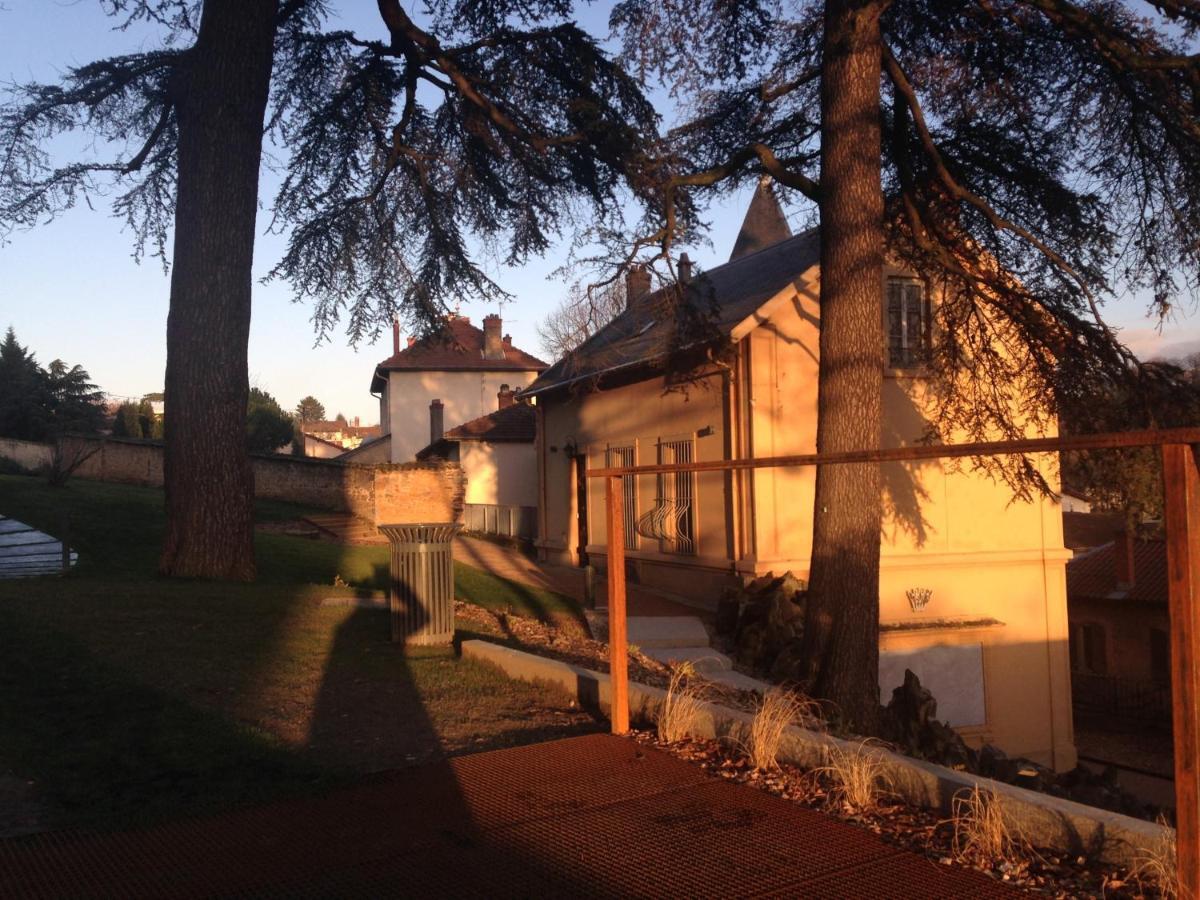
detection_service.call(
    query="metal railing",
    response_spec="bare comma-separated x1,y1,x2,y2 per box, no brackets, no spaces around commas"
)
588,425,1200,895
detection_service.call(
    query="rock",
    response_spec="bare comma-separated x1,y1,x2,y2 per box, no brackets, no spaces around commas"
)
724,571,809,673
715,589,742,635
769,638,810,683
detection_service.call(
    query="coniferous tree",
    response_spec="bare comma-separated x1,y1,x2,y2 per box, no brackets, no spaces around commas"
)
612,0,1200,727
1,1,658,580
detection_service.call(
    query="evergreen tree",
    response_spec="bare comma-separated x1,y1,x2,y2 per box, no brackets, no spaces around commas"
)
246,387,294,455
294,395,325,424
111,401,141,438
1,1,659,580
612,0,1200,727
0,327,46,440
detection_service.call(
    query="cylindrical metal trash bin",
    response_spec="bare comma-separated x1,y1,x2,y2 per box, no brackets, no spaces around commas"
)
378,523,461,645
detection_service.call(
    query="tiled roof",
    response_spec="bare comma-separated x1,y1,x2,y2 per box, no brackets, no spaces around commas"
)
416,403,536,458
524,227,820,397
371,317,547,391
302,421,382,440
1066,538,1167,605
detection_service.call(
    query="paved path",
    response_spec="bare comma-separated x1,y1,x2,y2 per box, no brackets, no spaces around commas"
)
0,516,75,579
0,734,1015,899
453,536,704,618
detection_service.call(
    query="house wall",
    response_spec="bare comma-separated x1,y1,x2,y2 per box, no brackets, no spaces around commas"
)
459,441,538,508
303,435,345,459
535,268,1076,769
1067,596,1169,683
384,369,540,463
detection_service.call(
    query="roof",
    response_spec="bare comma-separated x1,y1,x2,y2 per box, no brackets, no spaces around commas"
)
523,227,821,398
1067,538,1167,605
302,421,382,440
371,316,547,391
416,403,536,459
729,178,793,261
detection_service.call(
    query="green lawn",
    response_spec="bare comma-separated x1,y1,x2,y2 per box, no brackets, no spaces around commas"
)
0,474,594,835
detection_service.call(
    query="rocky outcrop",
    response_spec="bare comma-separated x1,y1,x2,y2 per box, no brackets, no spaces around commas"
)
716,573,807,678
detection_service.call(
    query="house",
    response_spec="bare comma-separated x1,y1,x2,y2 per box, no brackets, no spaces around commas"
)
300,417,382,457
416,387,538,539
370,314,547,463
523,181,1076,769
1067,532,1171,725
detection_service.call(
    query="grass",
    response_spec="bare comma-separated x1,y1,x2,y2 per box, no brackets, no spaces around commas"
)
742,689,819,772
818,739,892,814
657,662,708,744
1129,814,1179,899
950,785,1023,869
0,474,596,834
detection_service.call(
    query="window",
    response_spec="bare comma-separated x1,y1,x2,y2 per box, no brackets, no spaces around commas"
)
657,439,695,554
605,445,638,550
887,278,931,368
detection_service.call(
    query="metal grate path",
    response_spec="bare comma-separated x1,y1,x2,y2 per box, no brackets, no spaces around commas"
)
0,734,1017,898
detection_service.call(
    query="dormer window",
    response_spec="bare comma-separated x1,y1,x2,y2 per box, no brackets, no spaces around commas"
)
886,278,931,369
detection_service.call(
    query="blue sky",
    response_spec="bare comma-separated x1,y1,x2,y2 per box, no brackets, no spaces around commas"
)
1,1,1197,424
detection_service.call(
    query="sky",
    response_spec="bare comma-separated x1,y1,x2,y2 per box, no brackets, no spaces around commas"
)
2,1,1198,425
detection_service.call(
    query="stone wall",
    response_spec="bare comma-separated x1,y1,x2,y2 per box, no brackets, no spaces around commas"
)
0,435,464,524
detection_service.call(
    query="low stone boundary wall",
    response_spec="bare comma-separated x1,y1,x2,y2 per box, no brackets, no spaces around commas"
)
0,436,464,522
461,639,1170,868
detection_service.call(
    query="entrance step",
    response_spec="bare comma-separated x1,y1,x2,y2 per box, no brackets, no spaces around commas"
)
642,646,732,673
586,613,711,649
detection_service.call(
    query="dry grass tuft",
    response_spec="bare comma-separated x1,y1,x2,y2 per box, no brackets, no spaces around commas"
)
819,739,892,814
656,662,707,743
1130,815,1178,900
743,688,819,771
951,784,1022,868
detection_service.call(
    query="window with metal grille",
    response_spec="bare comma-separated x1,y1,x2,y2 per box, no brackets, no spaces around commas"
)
657,439,695,554
605,445,638,550
887,278,931,368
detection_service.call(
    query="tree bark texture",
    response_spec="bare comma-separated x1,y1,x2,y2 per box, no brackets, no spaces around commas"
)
160,0,278,580
801,0,888,732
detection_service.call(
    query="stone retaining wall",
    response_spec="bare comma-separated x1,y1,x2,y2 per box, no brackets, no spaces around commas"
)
0,435,464,524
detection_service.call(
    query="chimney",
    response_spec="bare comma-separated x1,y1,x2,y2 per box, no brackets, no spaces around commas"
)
1114,529,1136,588
483,314,505,360
353,416,360,428
678,252,693,285
407,336,417,348
497,384,514,410
392,318,400,355
429,399,444,445
503,334,513,350
625,266,651,309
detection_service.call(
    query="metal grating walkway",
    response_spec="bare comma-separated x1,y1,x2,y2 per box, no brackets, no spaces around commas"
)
0,735,1016,898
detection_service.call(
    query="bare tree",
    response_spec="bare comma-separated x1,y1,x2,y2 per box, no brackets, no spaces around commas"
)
536,280,628,360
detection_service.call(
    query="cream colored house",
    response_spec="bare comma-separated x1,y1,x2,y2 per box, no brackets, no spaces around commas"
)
371,314,547,463
417,392,539,538
524,183,1076,769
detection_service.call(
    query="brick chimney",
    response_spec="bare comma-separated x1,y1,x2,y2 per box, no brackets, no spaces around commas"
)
1114,529,1136,588
497,384,515,410
407,336,417,348
483,314,505,360
430,399,444,445
392,318,400,355
503,334,513,350
626,266,651,309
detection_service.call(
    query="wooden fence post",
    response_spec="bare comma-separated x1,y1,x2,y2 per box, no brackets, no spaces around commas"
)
1162,443,1200,897
606,475,629,734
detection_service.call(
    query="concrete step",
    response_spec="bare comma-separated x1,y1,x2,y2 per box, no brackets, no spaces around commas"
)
642,646,732,673
586,612,711,649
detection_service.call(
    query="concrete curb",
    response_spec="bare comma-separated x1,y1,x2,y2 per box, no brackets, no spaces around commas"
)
461,639,1170,867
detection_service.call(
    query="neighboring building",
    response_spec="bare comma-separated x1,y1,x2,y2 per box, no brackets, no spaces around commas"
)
417,387,538,539
370,314,547,463
300,417,381,456
1067,533,1171,726
1060,488,1092,514
523,181,1076,769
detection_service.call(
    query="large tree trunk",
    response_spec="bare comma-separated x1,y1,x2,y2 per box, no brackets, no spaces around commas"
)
160,0,278,580
800,0,888,732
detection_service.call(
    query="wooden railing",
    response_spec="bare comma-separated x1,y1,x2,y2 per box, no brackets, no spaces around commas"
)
587,426,1200,895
